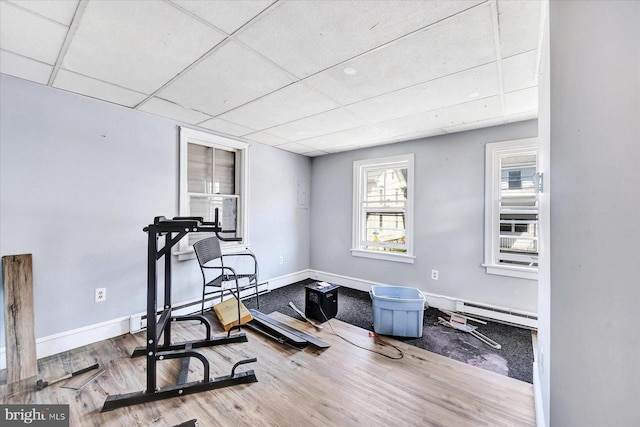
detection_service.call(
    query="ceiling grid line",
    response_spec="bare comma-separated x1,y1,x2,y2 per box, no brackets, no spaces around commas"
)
0,0,541,157
47,0,88,87
490,0,507,119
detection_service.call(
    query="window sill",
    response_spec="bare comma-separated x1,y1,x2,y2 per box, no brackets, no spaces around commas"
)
483,264,538,280
351,249,415,264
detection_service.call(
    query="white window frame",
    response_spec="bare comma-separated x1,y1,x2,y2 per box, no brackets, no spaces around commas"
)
177,127,250,260
352,154,415,264
484,138,539,280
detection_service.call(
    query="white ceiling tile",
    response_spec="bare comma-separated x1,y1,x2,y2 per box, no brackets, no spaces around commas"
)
346,63,500,123
273,142,317,155
52,69,148,107
321,144,361,154
355,137,401,149
296,126,389,151
243,131,290,146
236,0,483,79
137,97,212,125
171,0,274,34
198,117,255,137
442,117,506,134
502,50,538,93
431,96,505,128
61,1,226,94
498,0,542,57
503,87,538,117
0,1,68,64
265,108,369,141
0,49,52,84
301,150,329,157
7,0,79,26
159,40,294,116
0,0,542,157
219,83,340,130
305,3,497,105
377,96,504,137
504,111,537,123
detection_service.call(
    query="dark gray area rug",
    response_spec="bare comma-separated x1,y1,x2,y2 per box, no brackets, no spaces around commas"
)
243,279,533,383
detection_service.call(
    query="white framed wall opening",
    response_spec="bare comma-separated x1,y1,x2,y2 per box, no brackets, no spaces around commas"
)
352,154,415,264
178,127,250,257
484,138,539,280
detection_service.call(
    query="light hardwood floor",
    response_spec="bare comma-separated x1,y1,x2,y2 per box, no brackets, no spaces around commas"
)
1,312,535,426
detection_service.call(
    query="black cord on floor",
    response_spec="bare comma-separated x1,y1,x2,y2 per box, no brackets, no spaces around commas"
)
319,307,404,360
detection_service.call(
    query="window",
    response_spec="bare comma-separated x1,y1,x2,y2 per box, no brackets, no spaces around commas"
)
352,154,414,263
178,127,249,258
484,138,539,280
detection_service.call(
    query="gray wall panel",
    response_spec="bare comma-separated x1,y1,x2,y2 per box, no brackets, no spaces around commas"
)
310,120,539,312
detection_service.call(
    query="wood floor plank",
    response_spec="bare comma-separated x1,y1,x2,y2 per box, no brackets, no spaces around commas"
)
0,311,534,426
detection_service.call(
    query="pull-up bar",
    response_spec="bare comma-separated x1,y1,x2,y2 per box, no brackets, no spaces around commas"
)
102,210,257,412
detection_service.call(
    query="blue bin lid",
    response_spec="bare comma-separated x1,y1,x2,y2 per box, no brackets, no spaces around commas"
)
370,285,425,302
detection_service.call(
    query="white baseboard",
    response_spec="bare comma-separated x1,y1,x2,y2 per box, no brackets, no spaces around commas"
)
2,268,536,371
266,269,311,291
0,269,311,371
310,269,464,312
0,315,130,371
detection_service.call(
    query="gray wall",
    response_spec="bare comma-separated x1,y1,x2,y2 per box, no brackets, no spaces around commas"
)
0,74,310,345
310,120,539,313
548,1,640,425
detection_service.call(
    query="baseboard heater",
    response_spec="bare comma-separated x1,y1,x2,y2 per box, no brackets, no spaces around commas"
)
455,301,538,329
129,282,269,333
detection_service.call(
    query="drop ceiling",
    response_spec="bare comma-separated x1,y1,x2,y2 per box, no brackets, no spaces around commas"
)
0,0,544,156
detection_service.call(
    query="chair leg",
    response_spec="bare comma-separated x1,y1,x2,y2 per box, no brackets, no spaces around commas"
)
201,288,206,314
255,282,260,309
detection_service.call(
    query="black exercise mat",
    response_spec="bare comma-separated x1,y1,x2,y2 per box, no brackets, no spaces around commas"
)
243,279,534,383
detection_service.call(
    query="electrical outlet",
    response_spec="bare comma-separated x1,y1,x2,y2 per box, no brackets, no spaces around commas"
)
278,255,284,265
431,270,439,280
95,287,106,302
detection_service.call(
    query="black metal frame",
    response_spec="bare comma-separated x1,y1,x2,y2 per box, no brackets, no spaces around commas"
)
102,213,257,412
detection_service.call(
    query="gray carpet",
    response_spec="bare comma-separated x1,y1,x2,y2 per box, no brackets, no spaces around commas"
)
242,279,534,383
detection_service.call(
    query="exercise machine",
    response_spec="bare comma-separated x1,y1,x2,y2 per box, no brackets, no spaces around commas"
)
102,212,257,412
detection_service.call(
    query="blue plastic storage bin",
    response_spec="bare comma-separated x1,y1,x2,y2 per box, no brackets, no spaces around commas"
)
370,285,426,338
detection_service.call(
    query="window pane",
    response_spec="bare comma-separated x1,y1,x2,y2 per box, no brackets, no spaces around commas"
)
353,155,413,260
214,149,235,194
188,143,213,193
188,195,238,245
366,169,384,202
361,163,409,253
364,216,406,252
498,151,538,266
500,152,536,207
365,166,407,205
499,212,538,263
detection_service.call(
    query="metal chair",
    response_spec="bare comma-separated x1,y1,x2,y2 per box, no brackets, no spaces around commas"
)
193,236,259,315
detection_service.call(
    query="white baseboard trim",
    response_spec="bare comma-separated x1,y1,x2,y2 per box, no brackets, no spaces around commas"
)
2,269,536,371
0,315,130,371
266,269,311,291
310,269,465,312
0,269,311,371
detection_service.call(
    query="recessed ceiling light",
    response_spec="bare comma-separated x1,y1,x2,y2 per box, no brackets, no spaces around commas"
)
343,67,357,75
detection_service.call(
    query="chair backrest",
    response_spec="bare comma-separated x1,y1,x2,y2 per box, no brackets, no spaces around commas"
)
193,236,223,266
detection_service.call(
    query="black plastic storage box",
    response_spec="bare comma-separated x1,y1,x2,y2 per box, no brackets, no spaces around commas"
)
305,282,339,322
